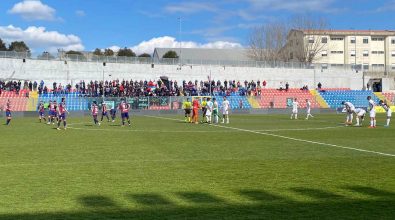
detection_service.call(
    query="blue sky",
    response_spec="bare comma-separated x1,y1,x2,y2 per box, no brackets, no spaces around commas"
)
0,0,395,55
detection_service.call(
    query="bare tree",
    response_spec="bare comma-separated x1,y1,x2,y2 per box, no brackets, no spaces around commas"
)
247,21,289,62
248,15,329,64
289,15,329,64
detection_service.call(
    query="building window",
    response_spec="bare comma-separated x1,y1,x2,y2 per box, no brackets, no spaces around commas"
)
392,64,395,70
321,64,328,69
392,51,395,57
308,36,314,44
290,52,293,59
321,37,327,43
363,37,369,44
322,50,328,56
350,36,356,44
330,37,344,41
330,51,343,54
392,38,395,44
363,50,369,57
363,64,369,70
372,64,385,68
372,51,384,55
350,50,356,57
372,37,384,41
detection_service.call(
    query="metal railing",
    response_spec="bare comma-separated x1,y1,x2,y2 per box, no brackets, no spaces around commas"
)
1,50,395,73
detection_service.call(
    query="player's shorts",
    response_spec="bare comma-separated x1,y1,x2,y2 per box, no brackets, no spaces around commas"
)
110,109,116,115
193,109,198,116
387,109,392,117
39,112,44,117
6,110,11,117
59,113,66,120
357,110,366,117
92,114,97,119
222,110,229,115
206,110,212,116
213,109,218,116
202,107,207,116
121,112,129,118
184,109,191,115
49,110,55,116
102,111,108,116
292,109,298,114
369,110,376,118
306,108,311,114
350,107,356,112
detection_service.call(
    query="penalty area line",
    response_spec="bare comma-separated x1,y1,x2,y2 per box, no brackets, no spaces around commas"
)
145,115,395,158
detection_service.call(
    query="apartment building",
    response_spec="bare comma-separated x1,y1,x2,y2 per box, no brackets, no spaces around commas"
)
285,29,395,71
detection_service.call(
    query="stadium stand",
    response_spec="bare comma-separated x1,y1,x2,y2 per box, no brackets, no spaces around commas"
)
319,90,380,108
258,89,320,108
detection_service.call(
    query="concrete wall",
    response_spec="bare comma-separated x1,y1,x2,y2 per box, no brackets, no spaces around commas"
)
0,57,372,90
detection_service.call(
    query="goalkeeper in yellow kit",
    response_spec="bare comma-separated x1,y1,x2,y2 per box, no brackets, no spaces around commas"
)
182,98,192,122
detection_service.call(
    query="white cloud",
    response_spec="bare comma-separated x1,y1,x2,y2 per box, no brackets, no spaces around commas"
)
129,36,242,55
75,10,86,17
165,2,217,14
0,25,84,52
244,0,338,13
8,0,57,21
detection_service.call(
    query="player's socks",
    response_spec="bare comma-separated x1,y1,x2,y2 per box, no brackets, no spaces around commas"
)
63,121,67,128
387,119,390,126
6,119,11,125
356,118,360,126
374,120,376,127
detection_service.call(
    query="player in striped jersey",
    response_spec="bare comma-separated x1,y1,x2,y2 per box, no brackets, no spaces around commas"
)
91,101,100,126
47,100,55,124
100,102,110,122
110,105,116,123
37,101,46,123
4,99,12,125
367,96,376,128
379,100,392,127
57,98,69,130
118,100,131,126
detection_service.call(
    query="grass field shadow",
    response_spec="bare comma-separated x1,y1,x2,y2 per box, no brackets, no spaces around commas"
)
0,186,394,219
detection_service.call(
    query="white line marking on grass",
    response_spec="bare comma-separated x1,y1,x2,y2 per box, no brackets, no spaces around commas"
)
145,115,395,158
67,126,234,133
254,126,344,132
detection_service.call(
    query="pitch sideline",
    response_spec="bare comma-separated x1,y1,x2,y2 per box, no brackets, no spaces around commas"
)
145,115,395,158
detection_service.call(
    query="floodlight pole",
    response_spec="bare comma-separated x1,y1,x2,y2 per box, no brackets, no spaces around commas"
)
178,17,182,68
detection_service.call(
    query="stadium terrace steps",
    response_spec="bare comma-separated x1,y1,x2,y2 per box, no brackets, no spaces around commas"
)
376,92,394,105
247,96,261,108
214,95,251,109
0,90,30,111
319,90,380,109
310,90,329,108
258,89,320,109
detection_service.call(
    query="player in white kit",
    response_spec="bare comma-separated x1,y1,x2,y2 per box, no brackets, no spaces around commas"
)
212,98,219,124
367,96,376,128
305,99,314,120
353,108,366,127
221,96,230,124
290,98,298,120
379,100,392,127
341,101,355,125
205,98,213,124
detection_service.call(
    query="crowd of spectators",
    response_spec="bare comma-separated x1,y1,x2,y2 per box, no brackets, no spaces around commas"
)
1,79,269,97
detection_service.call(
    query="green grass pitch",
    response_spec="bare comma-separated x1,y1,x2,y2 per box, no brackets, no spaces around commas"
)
0,113,394,219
